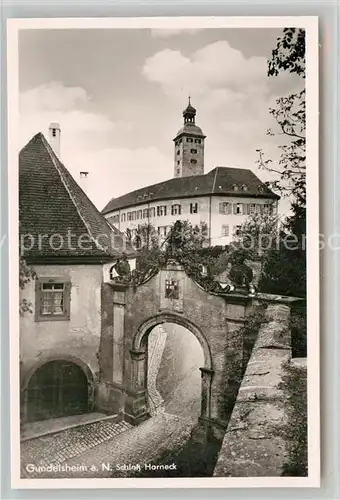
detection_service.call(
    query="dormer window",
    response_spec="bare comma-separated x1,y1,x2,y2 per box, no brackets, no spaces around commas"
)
241,184,248,192
258,185,264,193
232,184,239,192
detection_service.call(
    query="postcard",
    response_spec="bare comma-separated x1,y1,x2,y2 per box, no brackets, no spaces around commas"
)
7,16,319,489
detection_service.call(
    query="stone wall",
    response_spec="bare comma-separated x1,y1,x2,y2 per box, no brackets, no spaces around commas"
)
213,302,292,477
147,325,167,415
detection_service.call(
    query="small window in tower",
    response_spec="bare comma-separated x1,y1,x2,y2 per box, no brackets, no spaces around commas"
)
195,139,201,144
177,150,180,155
190,149,197,154
52,129,57,137
190,159,197,164
177,160,180,165
186,138,193,143
176,168,180,175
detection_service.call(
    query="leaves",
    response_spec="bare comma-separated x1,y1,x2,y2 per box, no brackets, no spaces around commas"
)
268,28,305,79
130,220,224,292
257,28,306,206
19,256,36,315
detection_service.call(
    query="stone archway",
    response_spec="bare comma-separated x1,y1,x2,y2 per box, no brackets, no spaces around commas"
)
127,312,214,425
22,357,94,423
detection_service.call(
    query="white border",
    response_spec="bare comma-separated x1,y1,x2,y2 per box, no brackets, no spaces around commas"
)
7,16,320,490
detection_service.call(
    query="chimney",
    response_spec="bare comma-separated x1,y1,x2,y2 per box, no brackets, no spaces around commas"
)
48,122,61,158
80,171,89,194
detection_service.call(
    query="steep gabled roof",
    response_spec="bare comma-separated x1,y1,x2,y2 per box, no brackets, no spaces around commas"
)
102,166,279,214
19,133,130,262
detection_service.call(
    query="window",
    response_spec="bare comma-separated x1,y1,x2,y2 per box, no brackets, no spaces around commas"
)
258,185,264,193
177,150,180,155
35,278,71,322
52,129,56,137
219,202,230,214
190,159,197,164
234,225,242,236
121,213,126,222
221,225,229,237
149,207,156,217
190,149,197,154
165,280,179,300
176,168,180,175
263,204,273,215
127,212,132,221
157,226,169,237
157,205,167,216
142,208,149,219
232,184,239,192
186,138,193,143
131,211,136,221
177,160,180,165
110,215,119,225
194,139,201,144
241,184,248,192
249,204,256,215
234,203,243,215
171,204,181,216
190,203,198,214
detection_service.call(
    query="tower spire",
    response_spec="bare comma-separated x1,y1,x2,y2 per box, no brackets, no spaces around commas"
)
173,99,206,178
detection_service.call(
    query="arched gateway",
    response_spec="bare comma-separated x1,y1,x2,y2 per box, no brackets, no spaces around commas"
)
131,312,213,422
98,260,253,441
22,358,94,422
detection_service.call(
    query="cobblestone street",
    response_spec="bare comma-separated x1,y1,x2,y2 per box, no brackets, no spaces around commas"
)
21,412,196,479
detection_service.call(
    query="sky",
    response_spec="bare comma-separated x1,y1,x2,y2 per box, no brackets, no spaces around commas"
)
19,27,303,212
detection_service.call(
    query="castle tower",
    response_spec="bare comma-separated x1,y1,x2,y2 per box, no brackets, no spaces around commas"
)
173,98,206,178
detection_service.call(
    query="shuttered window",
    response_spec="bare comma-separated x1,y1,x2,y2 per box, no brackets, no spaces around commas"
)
219,202,231,214
35,278,71,322
233,203,243,215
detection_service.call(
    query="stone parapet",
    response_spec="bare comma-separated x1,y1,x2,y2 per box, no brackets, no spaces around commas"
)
213,303,292,477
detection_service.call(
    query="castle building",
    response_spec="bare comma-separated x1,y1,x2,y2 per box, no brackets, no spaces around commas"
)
102,100,279,246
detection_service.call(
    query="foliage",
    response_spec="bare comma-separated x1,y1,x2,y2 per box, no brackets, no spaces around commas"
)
257,245,306,298
278,361,308,476
19,256,36,315
268,28,305,78
231,213,281,260
290,311,307,358
257,27,306,205
130,220,225,292
253,28,306,298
